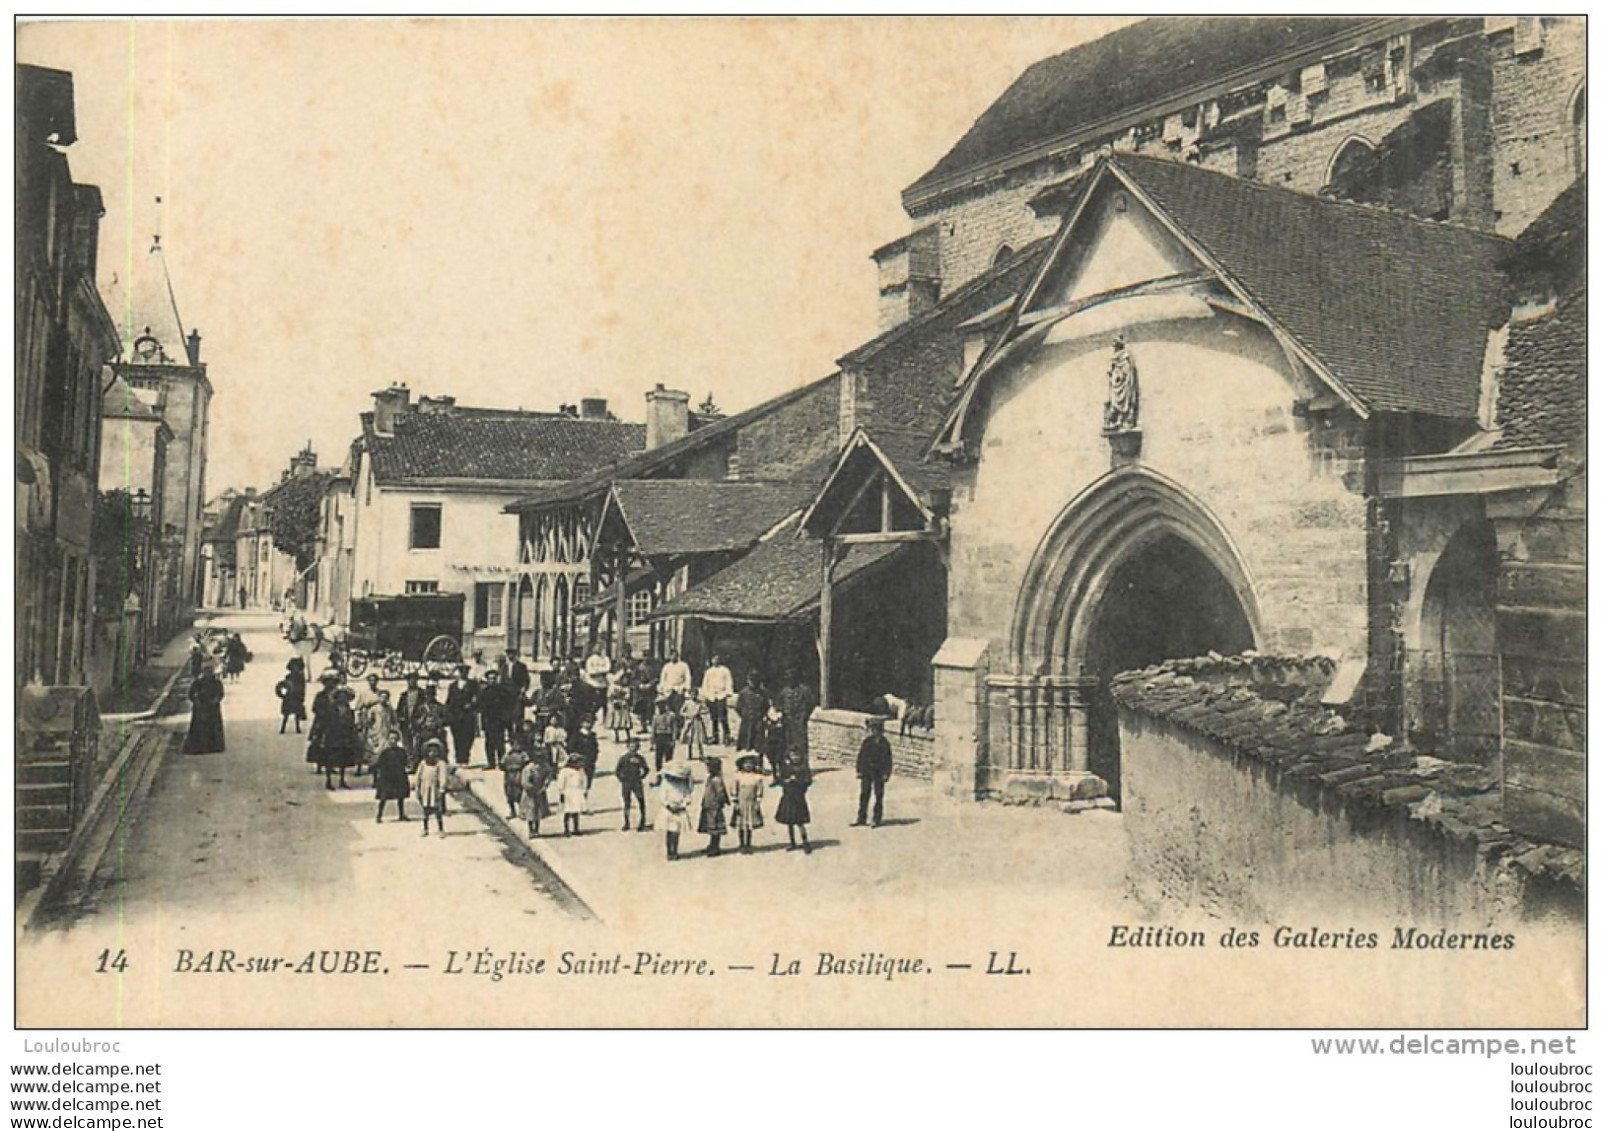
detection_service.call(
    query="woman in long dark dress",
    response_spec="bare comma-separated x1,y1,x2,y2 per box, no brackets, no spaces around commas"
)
183,665,227,754
307,673,359,788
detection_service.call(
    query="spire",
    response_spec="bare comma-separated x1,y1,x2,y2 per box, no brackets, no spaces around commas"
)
106,195,192,365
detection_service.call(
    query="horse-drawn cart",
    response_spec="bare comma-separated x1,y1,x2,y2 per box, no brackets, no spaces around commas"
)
343,593,464,679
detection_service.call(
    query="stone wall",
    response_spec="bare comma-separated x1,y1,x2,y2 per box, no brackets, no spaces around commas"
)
808,708,937,780
1488,17,1586,236
1497,466,1586,848
733,376,840,482
1114,655,1583,927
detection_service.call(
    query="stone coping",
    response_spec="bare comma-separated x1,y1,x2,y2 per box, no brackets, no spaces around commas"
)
1110,654,1583,895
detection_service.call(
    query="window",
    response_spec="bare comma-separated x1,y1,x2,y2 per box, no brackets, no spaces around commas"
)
627,589,654,628
409,503,442,549
474,582,505,629
405,580,439,595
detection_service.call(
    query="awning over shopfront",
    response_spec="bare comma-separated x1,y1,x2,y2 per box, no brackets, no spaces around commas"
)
647,534,905,624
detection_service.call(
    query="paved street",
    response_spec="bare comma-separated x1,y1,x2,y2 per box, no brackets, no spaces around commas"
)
53,608,1136,942
20,609,1138,1026
65,612,588,940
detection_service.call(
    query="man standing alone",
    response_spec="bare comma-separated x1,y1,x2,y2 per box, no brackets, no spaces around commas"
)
853,715,893,828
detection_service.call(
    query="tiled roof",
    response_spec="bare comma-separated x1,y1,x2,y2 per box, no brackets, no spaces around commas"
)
1511,177,1585,271
803,427,949,538
605,480,816,557
1114,154,1512,417
906,17,1393,206
1112,654,1583,881
648,534,903,623
1494,285,1586,451
840,239,1049,370
364,409,645,487
865,427,950,504
506,374,841,514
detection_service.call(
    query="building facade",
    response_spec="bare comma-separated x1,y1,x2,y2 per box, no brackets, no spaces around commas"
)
16,64,121,691
340,386,644,662
592,19,1584,864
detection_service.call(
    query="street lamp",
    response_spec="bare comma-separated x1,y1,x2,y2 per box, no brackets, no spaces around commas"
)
130,488,152,522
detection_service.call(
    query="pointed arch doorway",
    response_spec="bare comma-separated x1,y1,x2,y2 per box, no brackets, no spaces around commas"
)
995,468,1259,801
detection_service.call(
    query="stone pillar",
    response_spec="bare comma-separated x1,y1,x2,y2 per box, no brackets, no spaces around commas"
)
931,637,991,800
1067,678,1097,773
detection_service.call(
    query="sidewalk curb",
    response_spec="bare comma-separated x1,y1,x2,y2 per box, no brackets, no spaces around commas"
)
463,775,613,924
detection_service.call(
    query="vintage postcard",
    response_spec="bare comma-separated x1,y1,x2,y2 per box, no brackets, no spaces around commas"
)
15,16,1586,1030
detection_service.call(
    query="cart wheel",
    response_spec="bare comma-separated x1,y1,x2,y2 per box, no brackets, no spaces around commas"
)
383,653,406,680
345,652,368,677
423,635,461,676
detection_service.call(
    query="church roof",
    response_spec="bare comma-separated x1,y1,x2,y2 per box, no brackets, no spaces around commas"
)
905,16,1400,208
1111,153,1513,417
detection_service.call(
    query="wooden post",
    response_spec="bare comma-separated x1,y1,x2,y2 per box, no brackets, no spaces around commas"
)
613,546,629,661
818,540,839,709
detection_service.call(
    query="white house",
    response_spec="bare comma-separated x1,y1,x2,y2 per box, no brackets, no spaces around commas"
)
343,385,644,661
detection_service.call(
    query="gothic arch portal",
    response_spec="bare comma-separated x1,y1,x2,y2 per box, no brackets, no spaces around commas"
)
1010,466,1261,675
996,468,1261,799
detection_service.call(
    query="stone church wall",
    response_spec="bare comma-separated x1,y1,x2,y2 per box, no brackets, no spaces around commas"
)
946,316,1371,672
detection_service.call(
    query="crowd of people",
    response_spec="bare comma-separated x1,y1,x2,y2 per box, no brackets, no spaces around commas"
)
260,639,902,861
177,620,900,863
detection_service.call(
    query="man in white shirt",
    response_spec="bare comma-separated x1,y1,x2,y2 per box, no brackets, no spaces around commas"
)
657,649,693,729
700,655,734,746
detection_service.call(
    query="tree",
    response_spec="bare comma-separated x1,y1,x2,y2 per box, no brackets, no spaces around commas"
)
267,472,332,573
697,392,724,420
92,489,144,618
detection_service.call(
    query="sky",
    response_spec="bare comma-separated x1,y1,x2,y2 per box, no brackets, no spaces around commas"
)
18,17,1134,492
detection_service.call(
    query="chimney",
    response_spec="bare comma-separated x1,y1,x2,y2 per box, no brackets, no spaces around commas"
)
291,442,317,478
645,384,691,450
873,224,942,331
580,397,609,421
371,383,411,434
185,329,202,366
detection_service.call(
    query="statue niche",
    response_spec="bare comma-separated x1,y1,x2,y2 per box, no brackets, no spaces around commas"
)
1101,334,1141,459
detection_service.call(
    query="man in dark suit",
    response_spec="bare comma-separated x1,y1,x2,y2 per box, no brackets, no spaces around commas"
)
444,664,480,766
476,668,518,771
396,673,427,765
506,650,531,715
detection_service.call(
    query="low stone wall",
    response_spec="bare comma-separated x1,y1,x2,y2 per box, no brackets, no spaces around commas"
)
808,708,937,779
1113,655,1583,928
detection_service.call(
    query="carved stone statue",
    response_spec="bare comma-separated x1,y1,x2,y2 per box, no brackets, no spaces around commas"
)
1103,334,1140,434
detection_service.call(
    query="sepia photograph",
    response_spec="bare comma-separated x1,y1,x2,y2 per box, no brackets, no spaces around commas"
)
13,16,1586,1037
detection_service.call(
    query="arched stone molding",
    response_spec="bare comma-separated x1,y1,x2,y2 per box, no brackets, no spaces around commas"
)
1008,465,1261,676
1321,134,1379,193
